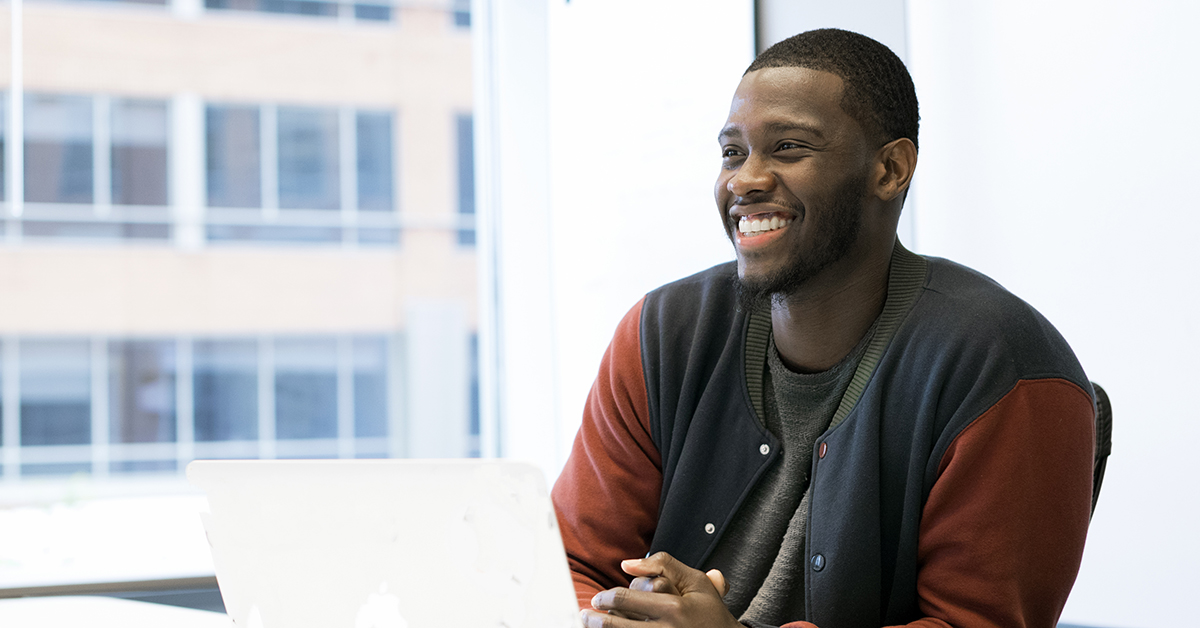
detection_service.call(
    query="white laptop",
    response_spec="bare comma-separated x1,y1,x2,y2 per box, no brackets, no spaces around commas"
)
187,459,583,628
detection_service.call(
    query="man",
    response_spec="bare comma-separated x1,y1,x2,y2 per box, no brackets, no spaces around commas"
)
551,29,1095,628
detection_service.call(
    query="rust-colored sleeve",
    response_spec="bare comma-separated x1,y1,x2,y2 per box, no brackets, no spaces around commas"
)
780,378,1095,628
551,298,663,611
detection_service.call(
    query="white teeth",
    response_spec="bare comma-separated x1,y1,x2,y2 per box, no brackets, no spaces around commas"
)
738,215,793,235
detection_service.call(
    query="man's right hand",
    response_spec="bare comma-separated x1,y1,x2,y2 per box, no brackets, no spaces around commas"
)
582,553,738,628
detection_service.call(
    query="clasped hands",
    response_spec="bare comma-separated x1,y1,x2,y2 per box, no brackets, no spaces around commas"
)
580,552,742,628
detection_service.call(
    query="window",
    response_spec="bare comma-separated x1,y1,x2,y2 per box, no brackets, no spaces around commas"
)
0,334,416,477
108,340,176,472
353,336,388,445
193,339,258,445
24,94,93,205
274,338,338,444
456,114,475,245
205,104,398,244
452,0,470,28
356,111,393,212
277,107,340,211
3,93,173,241
111,99,169,207
205,0,394,22
20,340,92,475
206,105,262,209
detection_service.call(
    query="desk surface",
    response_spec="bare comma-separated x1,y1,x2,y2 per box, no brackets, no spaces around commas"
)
0,494,215,591
0,596,232,627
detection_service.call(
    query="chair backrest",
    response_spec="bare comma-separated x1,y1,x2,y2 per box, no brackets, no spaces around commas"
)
1089,381,1112,519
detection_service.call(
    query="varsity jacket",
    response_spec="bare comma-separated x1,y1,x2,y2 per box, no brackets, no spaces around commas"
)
551,244,1096,628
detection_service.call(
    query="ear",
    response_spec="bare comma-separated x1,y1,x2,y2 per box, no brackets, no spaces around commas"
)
871,138,917,203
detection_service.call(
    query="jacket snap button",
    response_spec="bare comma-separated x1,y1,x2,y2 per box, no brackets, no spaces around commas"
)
811,554,825,572
704,523,715,534
759,443,770,455
818,442,828,459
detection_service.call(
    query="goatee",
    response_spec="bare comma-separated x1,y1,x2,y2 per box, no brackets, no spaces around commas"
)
733,169,868,312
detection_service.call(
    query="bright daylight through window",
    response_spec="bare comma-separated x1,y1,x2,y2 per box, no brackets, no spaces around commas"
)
0,0,478,609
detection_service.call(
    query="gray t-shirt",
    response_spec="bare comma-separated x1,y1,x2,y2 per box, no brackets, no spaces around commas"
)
704,328,872,625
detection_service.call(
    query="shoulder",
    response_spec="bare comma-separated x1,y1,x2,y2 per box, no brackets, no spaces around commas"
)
643,261,739,312
639,261,742,356
912,256,1087,385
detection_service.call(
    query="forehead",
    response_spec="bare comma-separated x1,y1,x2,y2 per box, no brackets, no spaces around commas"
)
722,66,860,142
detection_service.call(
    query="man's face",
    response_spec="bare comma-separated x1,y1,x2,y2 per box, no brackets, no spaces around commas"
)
715,66,878,301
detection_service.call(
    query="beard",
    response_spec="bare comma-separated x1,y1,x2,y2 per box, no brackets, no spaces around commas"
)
733,169,868,312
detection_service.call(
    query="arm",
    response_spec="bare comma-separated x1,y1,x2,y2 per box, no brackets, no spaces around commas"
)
551,298,663,610
589,378,1096,628
894,377,1096,628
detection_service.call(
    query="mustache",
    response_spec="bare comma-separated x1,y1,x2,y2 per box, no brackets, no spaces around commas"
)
730,192,802,212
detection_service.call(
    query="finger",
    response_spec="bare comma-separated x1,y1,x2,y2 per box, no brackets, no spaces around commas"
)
705,569,730,596
620,557,662,579
632,552,715,596
591,587,684,620
630,575,679,595
580,608,656,628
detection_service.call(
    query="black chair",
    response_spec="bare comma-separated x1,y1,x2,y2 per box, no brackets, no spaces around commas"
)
1089,382,1112,519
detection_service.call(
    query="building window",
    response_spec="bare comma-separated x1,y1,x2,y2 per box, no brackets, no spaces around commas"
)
19,340,92,476
24,94,93,205
353,336,388,443
193,339,258,443
204,104,398,245
274,338,338,443
112,99,170,207
0,97,7,202
206,105,262,209
456,114,475,246
108,340,176,446
452,0,470,28
353,3,391,21
356,111,394,212
1,93,173,242
108,339,177,472
277,107,340,211
205,0,394,22
0,332,470,478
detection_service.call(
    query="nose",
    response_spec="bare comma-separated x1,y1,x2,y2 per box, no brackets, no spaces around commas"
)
726,153,774,199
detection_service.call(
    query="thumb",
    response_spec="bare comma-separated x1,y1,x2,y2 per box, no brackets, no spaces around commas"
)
705,569,729,596
624,552,714,595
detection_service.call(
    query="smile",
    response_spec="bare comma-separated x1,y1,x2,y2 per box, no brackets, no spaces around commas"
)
738,213,794,236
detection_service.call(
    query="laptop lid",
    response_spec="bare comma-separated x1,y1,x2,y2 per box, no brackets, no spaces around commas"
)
187,459,582,628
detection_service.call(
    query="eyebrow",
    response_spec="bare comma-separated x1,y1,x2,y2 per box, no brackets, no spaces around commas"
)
718,121,826,143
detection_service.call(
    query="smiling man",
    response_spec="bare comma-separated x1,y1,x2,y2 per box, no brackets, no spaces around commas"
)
551,29,1096,628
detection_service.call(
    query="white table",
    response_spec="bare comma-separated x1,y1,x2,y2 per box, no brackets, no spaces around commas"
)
0,596,232,627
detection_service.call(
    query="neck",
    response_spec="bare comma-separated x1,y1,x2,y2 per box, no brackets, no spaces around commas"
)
770,241,894,373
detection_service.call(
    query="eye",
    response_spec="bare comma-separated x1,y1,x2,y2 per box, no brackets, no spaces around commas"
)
721,146,744,159
776,141,808,152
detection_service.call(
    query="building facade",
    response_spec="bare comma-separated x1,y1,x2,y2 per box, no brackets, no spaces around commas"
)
0,0,477,483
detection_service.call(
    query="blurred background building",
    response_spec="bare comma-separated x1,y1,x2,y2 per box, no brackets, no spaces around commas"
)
0,0,479,489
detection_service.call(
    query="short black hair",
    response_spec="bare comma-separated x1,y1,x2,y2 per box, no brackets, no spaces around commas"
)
747,28,919,151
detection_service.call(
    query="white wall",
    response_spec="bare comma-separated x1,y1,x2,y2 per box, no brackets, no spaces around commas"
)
544,0,754,464
484,1,1196,624
908,2,1200,626
479,0,753,478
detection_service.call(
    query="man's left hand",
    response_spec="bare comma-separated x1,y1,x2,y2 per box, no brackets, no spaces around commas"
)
581,552,741,628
